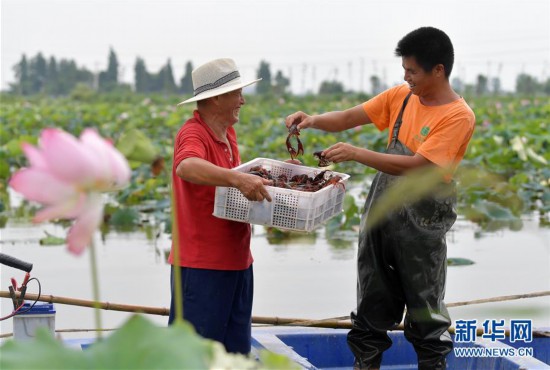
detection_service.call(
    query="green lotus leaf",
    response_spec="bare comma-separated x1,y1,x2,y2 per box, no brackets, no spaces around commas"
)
116,128,158,164
447,257,475,266
39,231,65,246
0,315,297,370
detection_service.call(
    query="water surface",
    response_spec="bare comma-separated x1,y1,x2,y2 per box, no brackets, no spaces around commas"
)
0,216,548,340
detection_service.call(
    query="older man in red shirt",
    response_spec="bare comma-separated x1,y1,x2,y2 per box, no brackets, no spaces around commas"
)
168,58,271,354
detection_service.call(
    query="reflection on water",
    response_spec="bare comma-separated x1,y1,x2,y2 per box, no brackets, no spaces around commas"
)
0,215,549,340
263,227,318,245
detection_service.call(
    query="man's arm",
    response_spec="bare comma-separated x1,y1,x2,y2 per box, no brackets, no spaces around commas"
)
323,142,433,175
354,148,432,175
286,105,372,133
176,157,272,202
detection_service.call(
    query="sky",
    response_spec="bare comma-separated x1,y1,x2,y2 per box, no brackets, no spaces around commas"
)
1,0,549,94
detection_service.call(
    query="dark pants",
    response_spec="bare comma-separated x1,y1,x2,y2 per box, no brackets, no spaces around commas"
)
168,265,254,355
348,222,453,369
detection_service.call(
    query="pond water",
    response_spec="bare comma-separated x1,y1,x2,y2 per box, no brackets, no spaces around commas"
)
1,212,549,340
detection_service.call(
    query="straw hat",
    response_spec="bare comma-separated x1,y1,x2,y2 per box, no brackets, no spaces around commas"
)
177,58,261,105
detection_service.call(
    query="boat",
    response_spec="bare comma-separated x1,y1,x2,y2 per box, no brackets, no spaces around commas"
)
250,326,550,369
2,278,548,369
4,299,549,369
65,326,550,369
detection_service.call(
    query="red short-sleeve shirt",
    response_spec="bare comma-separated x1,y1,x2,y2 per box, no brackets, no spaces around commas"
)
168,110,252,270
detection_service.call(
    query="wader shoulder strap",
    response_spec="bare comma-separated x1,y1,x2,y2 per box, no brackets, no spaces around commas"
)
389,92,413,148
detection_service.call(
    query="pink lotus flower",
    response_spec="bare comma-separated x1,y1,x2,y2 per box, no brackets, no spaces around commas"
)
9,128,131,255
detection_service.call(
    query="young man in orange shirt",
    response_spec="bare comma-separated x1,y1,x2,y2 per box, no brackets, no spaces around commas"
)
285,27,475,370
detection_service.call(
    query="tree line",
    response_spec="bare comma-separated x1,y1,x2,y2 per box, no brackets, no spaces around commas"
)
7,49,550,96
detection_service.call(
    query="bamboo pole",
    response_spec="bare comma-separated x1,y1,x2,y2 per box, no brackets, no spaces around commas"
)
253,315,352,328
0,291,169,316
446,291,550,307
1,290,549,330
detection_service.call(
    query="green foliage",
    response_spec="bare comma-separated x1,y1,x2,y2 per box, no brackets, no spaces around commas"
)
340,194,360,230
134,57,149,94
9,49,550,97
273,70,290,95
447,258,475,266
461,199,523,231
98,48,119,93
117,128,159,164
256,60,272,95
1,94,548,235
109,208,140,230
0,315,298,369
39,231,66,246
319,80,345,95
9,50,190,96
10,54,96,96
12,55,31,95
458,96,549,224
265,227,318,245
70,83,97,101
133,59,178,94
179,61,194,94
516,73,545,95
476,74,489,96
0,214,8,228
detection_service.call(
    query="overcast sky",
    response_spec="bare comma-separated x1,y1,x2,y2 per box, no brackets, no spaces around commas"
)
1,0,549,94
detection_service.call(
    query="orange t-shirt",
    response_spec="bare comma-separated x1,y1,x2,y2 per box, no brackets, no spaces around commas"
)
363,84,475,170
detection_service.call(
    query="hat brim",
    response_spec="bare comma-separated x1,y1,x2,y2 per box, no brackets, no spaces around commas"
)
177,78,262,105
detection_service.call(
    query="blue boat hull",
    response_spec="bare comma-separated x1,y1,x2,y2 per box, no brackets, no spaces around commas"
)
251,327,550,370
70,326,550,369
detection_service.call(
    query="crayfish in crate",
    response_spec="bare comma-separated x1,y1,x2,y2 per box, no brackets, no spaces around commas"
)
248,165,344,193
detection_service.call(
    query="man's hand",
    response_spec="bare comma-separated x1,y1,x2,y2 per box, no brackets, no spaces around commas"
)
322,142,358,163
285,111,315,131
234,173,273,202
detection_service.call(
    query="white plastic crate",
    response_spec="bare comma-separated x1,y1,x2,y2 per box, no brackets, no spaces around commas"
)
213,158,350,232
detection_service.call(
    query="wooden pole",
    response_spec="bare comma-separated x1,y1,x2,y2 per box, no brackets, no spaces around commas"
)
0,291,169,316
1,290,549,330
252,315,352,328
446,291,550,307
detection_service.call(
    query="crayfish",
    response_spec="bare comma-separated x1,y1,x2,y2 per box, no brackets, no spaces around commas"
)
247,166,345,193
313,151,332,167
286,122,304,160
